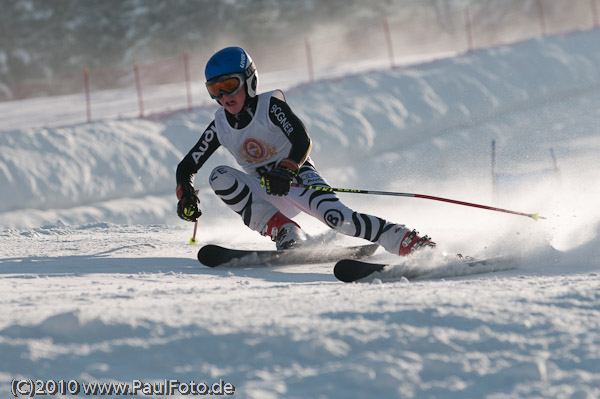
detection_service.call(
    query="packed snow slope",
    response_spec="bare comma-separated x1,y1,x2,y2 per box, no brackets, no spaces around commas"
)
1,30,600,399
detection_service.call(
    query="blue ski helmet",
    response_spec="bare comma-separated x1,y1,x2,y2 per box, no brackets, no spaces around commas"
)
205,47,258,98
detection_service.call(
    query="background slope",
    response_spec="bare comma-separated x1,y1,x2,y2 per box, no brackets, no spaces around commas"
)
1,29,599,399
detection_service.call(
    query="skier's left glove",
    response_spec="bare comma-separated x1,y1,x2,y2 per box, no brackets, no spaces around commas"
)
176,183,201,222
264,158,301,196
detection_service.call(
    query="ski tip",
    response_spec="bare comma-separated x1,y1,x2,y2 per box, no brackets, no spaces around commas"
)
197,245,223,267
334,259,387,283
333,261,357,283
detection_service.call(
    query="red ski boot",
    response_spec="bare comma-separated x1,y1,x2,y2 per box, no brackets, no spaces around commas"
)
398,229,436,256
262,212,307,250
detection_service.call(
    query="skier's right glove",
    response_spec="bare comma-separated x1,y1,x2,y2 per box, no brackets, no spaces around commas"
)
176,183,201,222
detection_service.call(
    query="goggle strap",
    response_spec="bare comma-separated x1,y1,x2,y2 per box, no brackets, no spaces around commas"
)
244,62,256,79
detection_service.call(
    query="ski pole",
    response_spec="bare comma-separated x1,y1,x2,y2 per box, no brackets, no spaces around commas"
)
189,220,199,245
291,182,545,221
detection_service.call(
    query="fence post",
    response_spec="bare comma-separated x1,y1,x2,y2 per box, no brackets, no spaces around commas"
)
133,61,144,118
591,0,599,28
382,16,395,69
536,0,547,36
83,67,91,122
304,38,315,83
491,139,497,194
183,51,193,110
464,7,474,52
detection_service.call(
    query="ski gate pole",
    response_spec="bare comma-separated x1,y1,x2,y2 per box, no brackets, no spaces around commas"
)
291,182,545,221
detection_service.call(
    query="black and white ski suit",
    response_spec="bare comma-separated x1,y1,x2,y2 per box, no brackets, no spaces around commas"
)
176,89,412,255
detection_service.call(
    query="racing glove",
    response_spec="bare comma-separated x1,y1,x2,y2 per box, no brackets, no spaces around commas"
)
264,158,301,196
176,183,201,222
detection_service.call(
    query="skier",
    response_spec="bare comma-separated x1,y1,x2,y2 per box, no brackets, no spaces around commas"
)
175,46,435,256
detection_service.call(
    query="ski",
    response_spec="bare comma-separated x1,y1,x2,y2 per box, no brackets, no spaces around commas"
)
334,255,515,283
198,243,380,268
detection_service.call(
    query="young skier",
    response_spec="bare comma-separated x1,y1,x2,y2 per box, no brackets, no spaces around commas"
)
176,46,435,256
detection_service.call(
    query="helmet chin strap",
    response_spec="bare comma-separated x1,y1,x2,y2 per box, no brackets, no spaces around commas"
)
236,91,255,117
242,87,252,107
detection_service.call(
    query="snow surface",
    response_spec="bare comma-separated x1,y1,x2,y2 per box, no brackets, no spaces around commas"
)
1,30,600,398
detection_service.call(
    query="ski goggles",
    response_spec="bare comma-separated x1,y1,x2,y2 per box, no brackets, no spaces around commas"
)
206,74,245,100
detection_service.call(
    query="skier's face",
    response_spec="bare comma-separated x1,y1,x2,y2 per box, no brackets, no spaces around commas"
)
218,87,246,115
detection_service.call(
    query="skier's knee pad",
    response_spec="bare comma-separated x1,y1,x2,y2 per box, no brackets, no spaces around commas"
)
322,208,347,230
319,203,355,234
208,165,238,193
